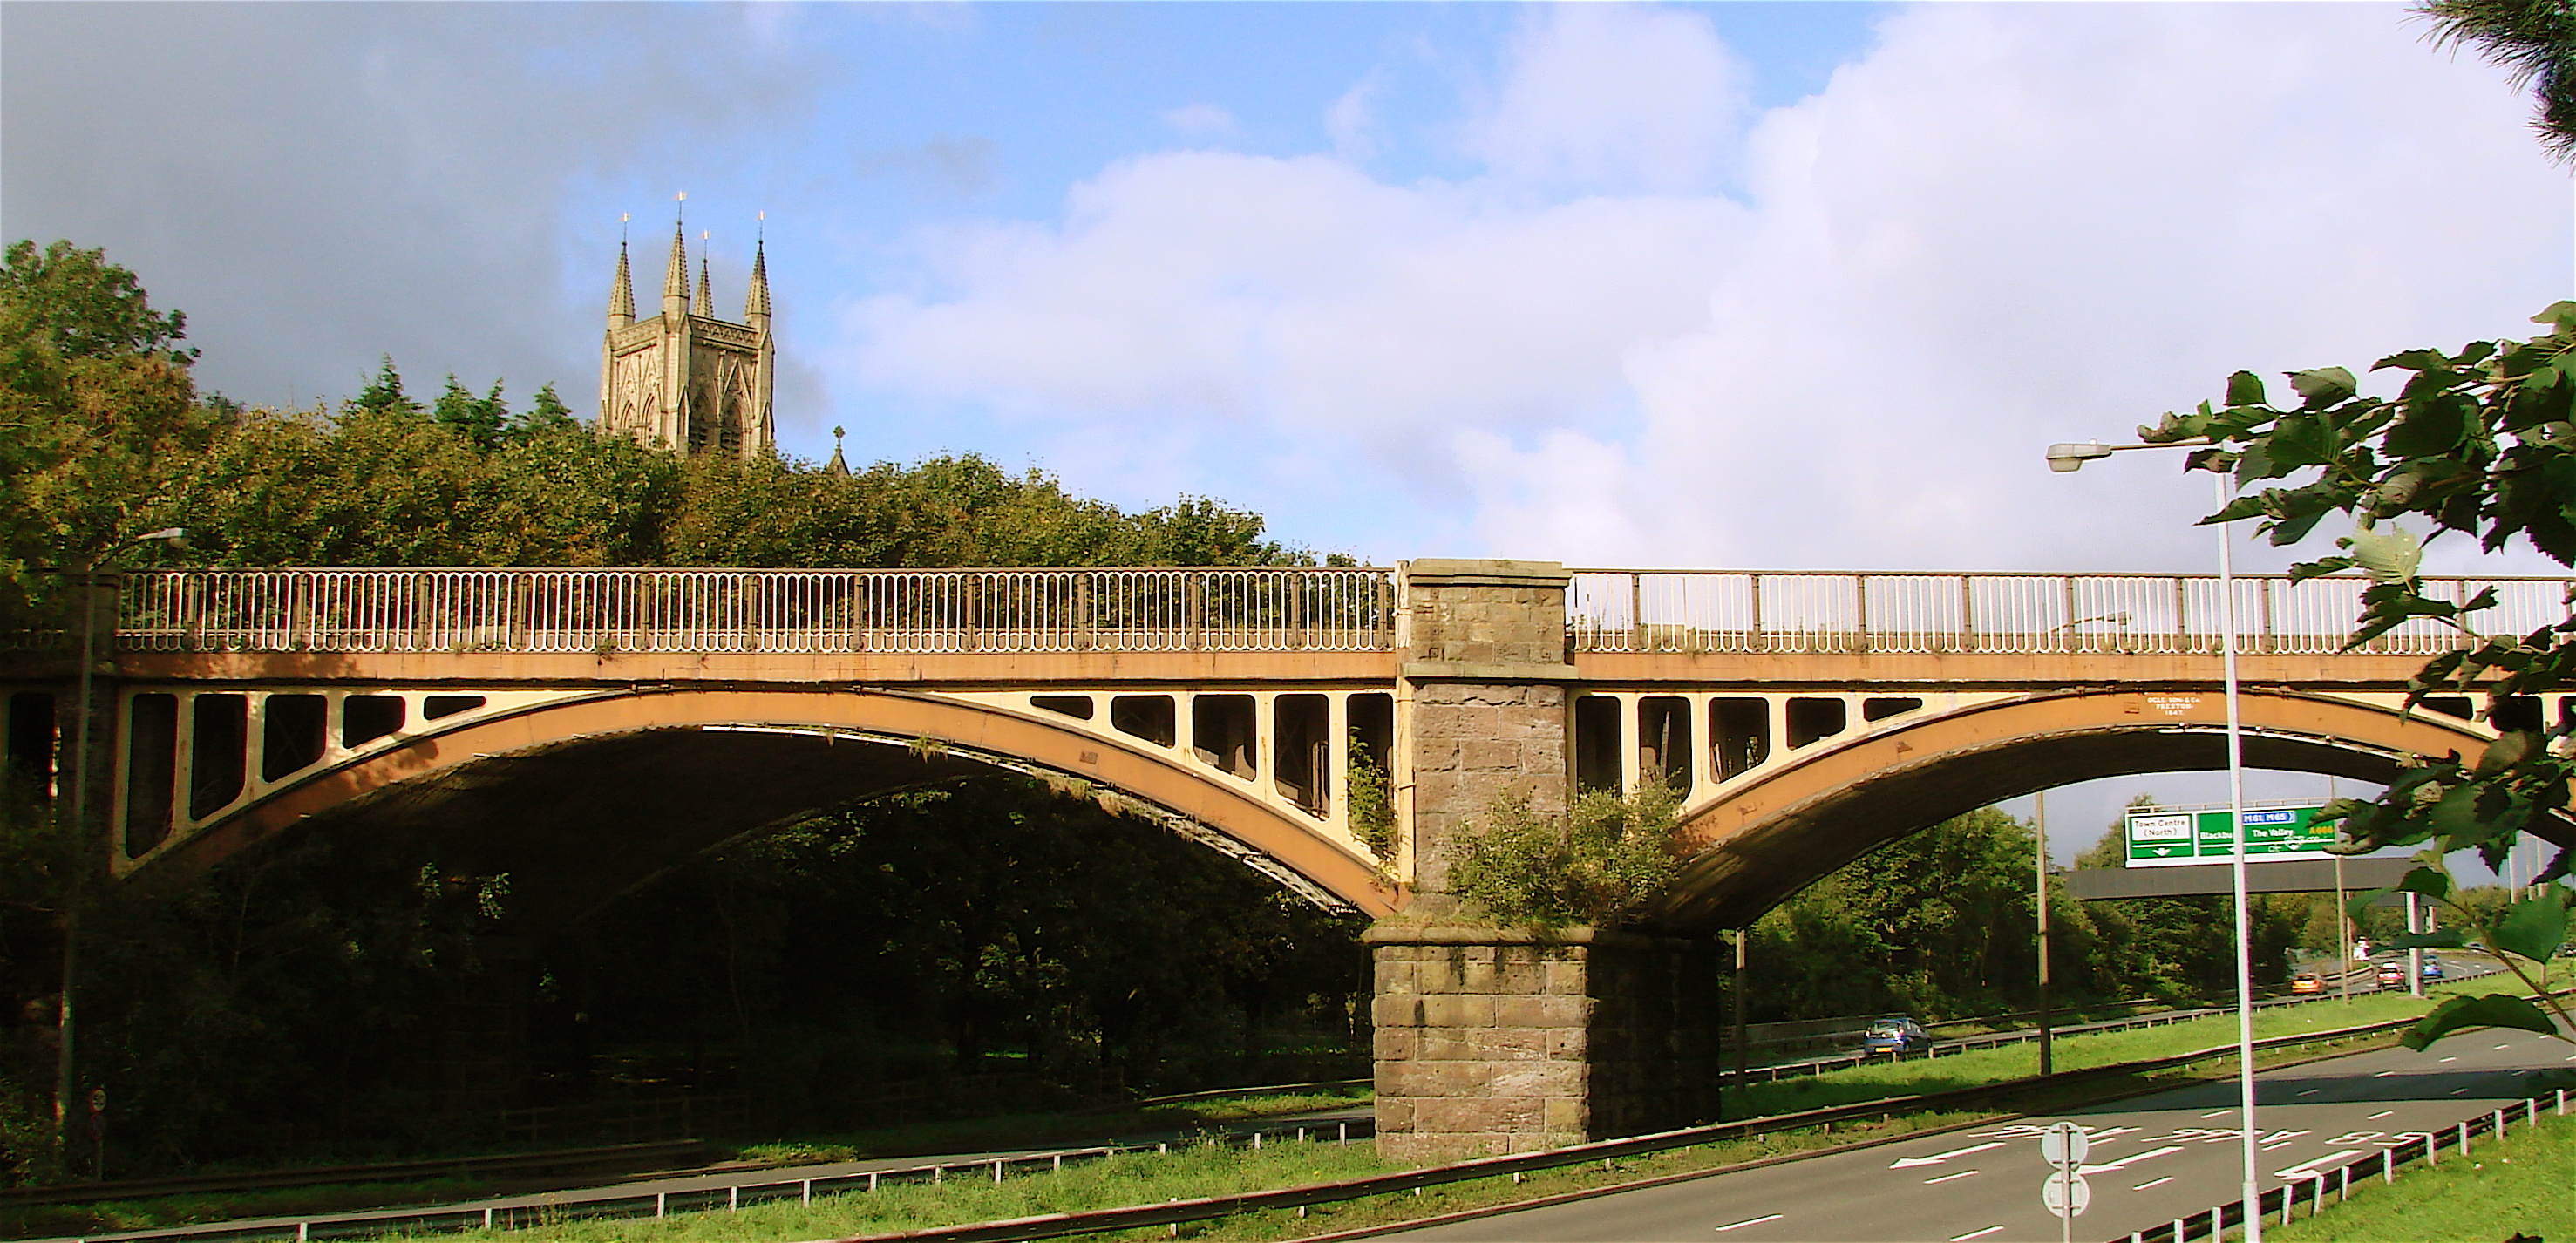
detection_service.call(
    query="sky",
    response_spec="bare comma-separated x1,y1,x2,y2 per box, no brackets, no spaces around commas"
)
7,0,2573,871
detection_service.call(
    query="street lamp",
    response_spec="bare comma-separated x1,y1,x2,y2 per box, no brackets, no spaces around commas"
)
2048,440,2267,1241
55,526,187,1159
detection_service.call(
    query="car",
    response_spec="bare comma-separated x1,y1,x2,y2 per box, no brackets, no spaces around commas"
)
2290,971,2325,995
2376,961,2408,988
2423,956,2446,980
1861,1017,1929,1055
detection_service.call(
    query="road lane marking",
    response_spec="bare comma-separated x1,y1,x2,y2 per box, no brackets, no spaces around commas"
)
1950,1228,2005,1241
1923,1170,1979,1185
1890,1141,2007,1169
2369,1111,2394,1120
2374,1070,2397,1077
2274,1151,2366,1180
2080,1145,2185,1173
2441,1056,2459,1063
2298,1088,2319,1096
1715,1214,1783,1232
2498,1043,2514,1050
2134,1176,2175,1191
2087,1126,2139,1140
2200,1109,2233,1117
2452,1087,2470,1094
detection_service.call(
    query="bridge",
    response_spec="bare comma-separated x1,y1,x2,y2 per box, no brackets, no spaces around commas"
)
4,560,2564,1158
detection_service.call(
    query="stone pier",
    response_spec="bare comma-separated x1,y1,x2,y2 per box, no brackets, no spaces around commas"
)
1376,560,1722,1159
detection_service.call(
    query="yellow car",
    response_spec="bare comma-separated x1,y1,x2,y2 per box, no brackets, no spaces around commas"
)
2291,972,2325,994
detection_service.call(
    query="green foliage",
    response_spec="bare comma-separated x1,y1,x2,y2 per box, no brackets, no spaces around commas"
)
430,374,510,452
1343,741,1396,862
1449,781,1680,927
0,241,192,365
2420,0,2576,162
2160,286,2576,1052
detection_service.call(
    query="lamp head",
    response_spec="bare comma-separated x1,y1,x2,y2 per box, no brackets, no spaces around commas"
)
139,527,188,553
2046,442,2115,473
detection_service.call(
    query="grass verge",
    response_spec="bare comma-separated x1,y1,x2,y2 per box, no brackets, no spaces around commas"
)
2267,1100,2576,1241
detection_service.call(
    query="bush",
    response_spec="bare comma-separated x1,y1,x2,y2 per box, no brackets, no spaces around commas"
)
1449,781,1680,927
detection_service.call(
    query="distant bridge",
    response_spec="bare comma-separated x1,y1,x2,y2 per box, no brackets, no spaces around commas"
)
6,560,2561,1155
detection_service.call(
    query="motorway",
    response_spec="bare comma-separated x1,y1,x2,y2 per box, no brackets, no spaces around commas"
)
1386,1029,2573,1243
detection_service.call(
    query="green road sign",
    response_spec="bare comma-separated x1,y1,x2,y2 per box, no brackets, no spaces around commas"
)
2124,805,2335,868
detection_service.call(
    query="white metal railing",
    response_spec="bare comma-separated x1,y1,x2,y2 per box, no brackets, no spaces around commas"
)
111,567,1397,655
1567,570,2576,656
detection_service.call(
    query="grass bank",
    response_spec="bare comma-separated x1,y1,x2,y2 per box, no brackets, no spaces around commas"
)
2267,1101,2576,1241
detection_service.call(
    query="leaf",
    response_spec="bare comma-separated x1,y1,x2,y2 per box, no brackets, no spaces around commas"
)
2387,928,2468,950
2291,367,2358,408
2430,785,2490,850
2226,370,2268,409
2342,524,2423,584
2393,865,2454,902
2493,892,2571,963
2477,730,2543,777
2346,886,2392,927
2403,993,2561,1050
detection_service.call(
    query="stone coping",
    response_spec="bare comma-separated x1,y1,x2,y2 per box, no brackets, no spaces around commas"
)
1363,923,1673,949
1400,559,1570,588
1399,660,1581,683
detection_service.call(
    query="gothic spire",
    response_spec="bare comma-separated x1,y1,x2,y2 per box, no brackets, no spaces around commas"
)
608,240,635,327
695,255,712,313
663,221,690,308
826,425,850,477
744,237,771,323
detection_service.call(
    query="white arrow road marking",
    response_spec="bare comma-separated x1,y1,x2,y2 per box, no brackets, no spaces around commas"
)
2085,1126,2139,1141
2273,1151,2365,1180
2079,1145,2185,1173
1715,1213,1782,1232
1890,1141,2006,1169
1922,1170,1979,1185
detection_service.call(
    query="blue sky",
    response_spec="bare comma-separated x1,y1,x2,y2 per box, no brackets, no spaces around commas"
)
6,2,2571,871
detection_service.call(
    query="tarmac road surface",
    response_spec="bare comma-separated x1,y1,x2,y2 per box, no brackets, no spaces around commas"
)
1384,1029,2573,1243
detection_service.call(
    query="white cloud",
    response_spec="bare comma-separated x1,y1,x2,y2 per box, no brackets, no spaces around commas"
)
1160,103,1239,139
1461,4,1750,193
844,3,2566,571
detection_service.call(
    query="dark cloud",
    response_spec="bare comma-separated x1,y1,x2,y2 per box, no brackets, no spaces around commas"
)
1,2,821,410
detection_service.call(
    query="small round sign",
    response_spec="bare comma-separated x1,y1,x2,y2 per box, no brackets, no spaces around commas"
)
2042,1171,2091,1218
2038,1121,2089,1170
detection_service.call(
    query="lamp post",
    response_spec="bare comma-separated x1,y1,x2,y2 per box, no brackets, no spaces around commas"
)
54,526,187,1154
2047,439,2263,1241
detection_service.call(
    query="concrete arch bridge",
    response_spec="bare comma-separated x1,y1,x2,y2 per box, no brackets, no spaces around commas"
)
3,560,2566,1157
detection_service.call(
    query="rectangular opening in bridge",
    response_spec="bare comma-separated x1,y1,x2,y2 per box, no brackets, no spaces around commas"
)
1111,695,1175,747
1274,694,1329,816
1193,695,1257,780
1574,695,1623,795
2419,696,2475,723
1786,697,1846,750
343,695,405,747
1030,695,1095,721
5,692,55,798
1347,692,1392,775
125,693,179,856
1709,697,1769,781
424,695,487,721
190,694,248,819
1637,696,1691,795
2491,696,2544,734
1862,696,1924,723
262,694,328,782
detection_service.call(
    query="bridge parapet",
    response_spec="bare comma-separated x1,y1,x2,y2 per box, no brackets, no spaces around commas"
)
1569,569,2566,656
85,567,1399,655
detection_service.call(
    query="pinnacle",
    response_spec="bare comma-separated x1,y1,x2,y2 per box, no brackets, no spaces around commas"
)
608,242,635,322
663,222,689,302
695,257,712,312
745,240,771,320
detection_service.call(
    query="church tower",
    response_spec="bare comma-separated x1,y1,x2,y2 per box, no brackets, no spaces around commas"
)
599,217,776,458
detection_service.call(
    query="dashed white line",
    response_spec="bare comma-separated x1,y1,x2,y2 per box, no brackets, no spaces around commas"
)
2297,1088,2320,1096
1923,1170,1979,1185
2375,1070,2398,1077
1716,1213,1783,1232
2441,1056,2459,1063
2451,1087,2470,1095
2369,1111,2395,1120
1951,1228,2005,1242
2201,1109,2234,1117
2134,1176,2176,1191
2498,1043,2514,1050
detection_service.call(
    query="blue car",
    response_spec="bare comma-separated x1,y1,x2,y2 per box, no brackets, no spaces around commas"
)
1862,1018,1929,1054
2422,956,2446,980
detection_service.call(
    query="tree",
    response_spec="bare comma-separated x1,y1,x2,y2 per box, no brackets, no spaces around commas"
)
0,241,193,365
2144,306,2576,1049
349,357,418,417
2421,0,2576,160
430,375,510,451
